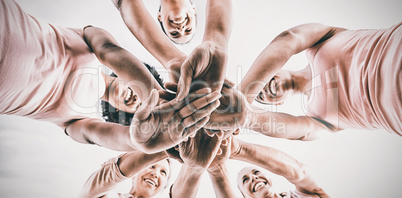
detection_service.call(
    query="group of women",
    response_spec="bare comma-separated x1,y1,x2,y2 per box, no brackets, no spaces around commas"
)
0,0,400,197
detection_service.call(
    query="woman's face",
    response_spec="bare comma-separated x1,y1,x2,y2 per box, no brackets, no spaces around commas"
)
133,160,170,197
109,77,142,113
238,167,273,198
255,69,294,105
158,0,196,44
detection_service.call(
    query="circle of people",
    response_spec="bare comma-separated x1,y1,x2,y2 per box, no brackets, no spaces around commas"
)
0,0,400,197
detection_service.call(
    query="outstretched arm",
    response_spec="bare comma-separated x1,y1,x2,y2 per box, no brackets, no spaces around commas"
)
83,26,163,101
66,118,136,152
230,137,329,197
80,151,167,198
175,0,233,100
204,86,332,140
171,130,224,198
238,23,343,103
112,0,186,67
245,106,333,140
203,0,233,47
207,136,237,198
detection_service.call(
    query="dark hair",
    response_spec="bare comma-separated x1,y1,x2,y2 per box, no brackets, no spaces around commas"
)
101,62,164,126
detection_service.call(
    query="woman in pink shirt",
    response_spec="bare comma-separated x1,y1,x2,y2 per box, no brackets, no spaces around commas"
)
0,0,220,153
206,23,401,139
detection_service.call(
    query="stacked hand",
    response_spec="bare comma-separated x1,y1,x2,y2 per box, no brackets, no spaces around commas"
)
130,88,221,153
168,42,228,101
178,129,225,170
207,133,232,171
205,85,250,131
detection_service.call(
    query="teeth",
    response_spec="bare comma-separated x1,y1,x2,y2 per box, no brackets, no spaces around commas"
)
269,78,277,96
254,181,265,192
124,88,133,102
144,179,156,187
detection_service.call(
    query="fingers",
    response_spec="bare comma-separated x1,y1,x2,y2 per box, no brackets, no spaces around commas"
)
158,87,212,113
223,78,235,88
204,129,216,137
178,91,221,119
158,90,176,102
181,116,210,139
164,82,178,93
177,63,194,101
221,139,228,146
217,148,223,155
134,89,159,120
180,100,220,128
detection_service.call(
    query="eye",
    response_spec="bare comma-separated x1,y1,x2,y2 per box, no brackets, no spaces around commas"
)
170,32,179,36
161,170,167,176
243,177,249,184
151,165,155,169
254,170,260,175
185,28,192,33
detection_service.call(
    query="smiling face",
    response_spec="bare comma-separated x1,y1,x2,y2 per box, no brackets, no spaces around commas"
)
238,167,273,198
107,77,142,113
133,160,170,197
158,0,196,44
255,69,294,105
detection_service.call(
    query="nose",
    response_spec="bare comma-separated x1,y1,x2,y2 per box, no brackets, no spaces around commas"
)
150,171,159,178
177,23,185,30
251,175,258,182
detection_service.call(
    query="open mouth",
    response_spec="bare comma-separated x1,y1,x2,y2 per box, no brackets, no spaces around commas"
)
252,181,267,192
144,178,157,187
268,78,277,97
124,87,137,106
170,17,188,26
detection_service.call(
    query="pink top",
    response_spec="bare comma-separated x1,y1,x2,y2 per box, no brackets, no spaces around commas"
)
80,155,128,198
304,23,402,135
0,0,105,127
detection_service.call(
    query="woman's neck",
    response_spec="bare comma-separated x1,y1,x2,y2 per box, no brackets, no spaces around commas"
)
289,65,312,96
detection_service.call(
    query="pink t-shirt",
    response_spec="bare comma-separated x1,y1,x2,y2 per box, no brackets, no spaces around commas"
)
0,0,105,127
304,23,402,135
80,155,128,198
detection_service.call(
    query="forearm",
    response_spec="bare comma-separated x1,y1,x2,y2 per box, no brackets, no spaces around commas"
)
66,118,137,152
237,41,294,103
245,106,322,140
207,164,236,198
203,0,232,48
171,164,205,198
118,151,167,177
231,139,305,182
238,24,340,103
84,26,162,101
81,151,167,198
117,0,185,67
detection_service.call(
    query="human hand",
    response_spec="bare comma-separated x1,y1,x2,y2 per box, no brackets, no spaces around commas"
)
130,88,221,153
165,147,183,163
295,187,330,198
166,55,187,83
204,85,250,131
207,134,231,172
178,129,224,170
176,42,228,101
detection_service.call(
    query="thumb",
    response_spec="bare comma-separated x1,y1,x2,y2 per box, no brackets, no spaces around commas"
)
176,60,194,101
135,89,159,120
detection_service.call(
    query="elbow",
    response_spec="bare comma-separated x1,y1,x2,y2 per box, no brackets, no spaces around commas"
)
96,43,122,63
288,163,308,183
272,29,301,54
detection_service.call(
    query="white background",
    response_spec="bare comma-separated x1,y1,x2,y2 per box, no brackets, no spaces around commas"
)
0,0,401,197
